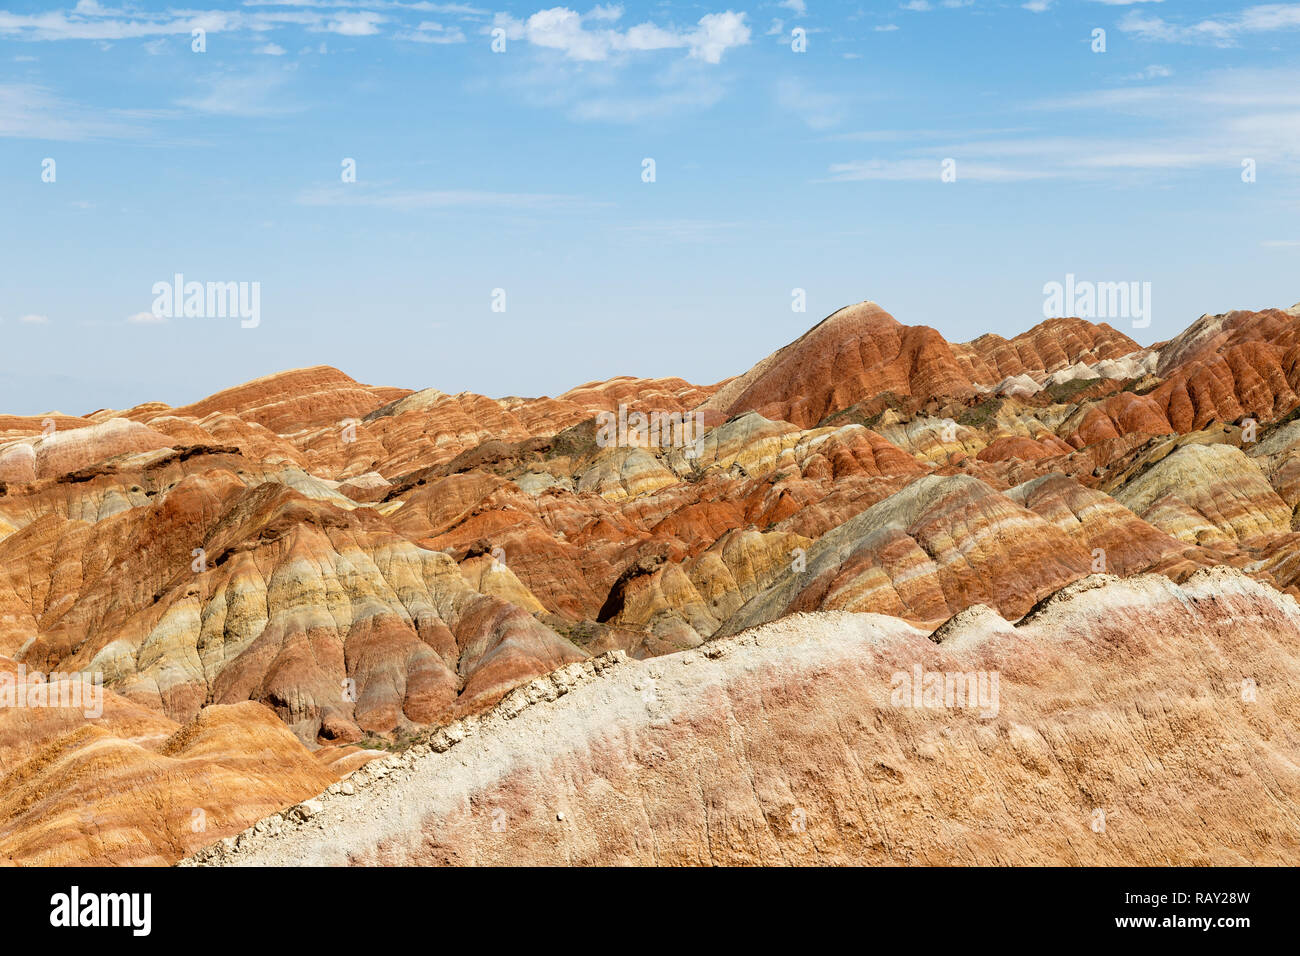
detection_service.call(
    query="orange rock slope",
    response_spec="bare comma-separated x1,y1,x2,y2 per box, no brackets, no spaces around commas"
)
2,298,1300,865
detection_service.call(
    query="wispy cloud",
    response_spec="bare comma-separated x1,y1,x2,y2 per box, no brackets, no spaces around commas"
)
1119,4,1300,45
824,158,1055,182
0,6,242,42
566,77,729,121
396,20,466,43
295,183,598,210
241,1,487,11
176,70,299,116
0,82,147,140
775,76,845,130
611,219,748,242
480,44,739,123
824,68,1300,184
324,11,384,35
0,1,477,42
1125,64,1173,80
1031,68,1300,111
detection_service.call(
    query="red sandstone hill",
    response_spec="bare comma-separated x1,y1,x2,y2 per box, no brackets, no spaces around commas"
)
697,301,1141,428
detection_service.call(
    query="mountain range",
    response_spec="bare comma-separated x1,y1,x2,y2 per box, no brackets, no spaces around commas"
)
3,299,1300,865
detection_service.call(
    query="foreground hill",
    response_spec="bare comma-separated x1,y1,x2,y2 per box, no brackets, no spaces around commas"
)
186,569,1300,866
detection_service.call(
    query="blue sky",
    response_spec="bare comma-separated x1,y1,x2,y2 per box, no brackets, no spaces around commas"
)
1,0,1298,415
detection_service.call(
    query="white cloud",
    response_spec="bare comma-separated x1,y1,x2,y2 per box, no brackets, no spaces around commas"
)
127,311,165,324
0,3,455,43
325,11,383,35
490,10,526,41
495,7,750,62
0,2,748,64
479,44,736,123
526,7,606,59
875,23,900,31
778,0,808,16
0,8,243,42
257,43,287,55
690,11,750,63
20,314,50,324
1022,0,1051,12
900,1,931,10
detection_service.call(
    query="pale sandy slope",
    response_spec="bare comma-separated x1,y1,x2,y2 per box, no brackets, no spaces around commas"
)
186,567,1300,866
